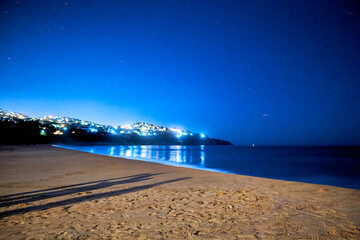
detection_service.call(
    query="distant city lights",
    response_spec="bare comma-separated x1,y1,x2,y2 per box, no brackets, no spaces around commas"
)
0,109,210,141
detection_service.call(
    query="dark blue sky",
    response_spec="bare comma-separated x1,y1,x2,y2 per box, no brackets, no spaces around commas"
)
1,0,360,145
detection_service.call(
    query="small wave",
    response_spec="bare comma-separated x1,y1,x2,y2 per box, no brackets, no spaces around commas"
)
53,144,234,175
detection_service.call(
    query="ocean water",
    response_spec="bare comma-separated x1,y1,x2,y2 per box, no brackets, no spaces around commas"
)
55,145,360,190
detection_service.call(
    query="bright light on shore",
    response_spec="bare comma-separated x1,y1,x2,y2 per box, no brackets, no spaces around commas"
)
200,133,206,138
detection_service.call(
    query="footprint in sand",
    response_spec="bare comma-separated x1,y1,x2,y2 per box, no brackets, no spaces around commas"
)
78,191,93,195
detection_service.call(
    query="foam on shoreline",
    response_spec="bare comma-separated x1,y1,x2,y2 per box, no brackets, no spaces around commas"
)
53,144,234,175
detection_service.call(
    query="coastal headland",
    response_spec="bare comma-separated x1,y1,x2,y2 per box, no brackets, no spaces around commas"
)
0,145,359,239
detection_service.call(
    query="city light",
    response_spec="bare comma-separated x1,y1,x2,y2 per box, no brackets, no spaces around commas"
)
170,128,184,138
122,124,133,130
1,109,206,140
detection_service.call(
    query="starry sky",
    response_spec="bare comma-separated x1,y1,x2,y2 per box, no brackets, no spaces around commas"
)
1,0,360,145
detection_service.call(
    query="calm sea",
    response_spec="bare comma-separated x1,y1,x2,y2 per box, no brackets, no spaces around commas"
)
56,145,360,190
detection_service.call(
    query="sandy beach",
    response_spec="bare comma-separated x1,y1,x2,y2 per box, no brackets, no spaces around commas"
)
0,145,359,239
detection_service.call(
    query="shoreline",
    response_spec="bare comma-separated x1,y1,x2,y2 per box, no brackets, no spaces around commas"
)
53,144,235,175
55,144,360,190
0,145,359,239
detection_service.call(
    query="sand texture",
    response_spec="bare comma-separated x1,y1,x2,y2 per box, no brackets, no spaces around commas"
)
0,145,359,239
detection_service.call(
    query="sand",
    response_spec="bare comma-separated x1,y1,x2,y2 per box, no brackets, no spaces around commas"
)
0,145,359,239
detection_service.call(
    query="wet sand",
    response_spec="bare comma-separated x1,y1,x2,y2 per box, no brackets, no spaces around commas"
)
0,145,359,239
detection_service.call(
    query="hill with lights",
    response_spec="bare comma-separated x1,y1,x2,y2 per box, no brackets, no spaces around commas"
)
0,109,232,145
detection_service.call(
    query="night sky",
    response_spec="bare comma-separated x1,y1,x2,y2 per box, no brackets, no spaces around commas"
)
1,0,360,145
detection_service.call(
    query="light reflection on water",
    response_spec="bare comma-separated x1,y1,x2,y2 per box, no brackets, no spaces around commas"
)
200,145,205,166
104,145,206,166
55,144,360,189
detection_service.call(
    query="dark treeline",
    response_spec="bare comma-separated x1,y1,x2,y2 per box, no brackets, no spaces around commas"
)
0,120,232,146
0,120,49,145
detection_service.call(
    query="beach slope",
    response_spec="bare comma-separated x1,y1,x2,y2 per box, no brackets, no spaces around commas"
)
0,145,359,239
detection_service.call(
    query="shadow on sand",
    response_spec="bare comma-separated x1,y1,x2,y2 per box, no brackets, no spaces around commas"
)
0,173,191,218
0,173,158,200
